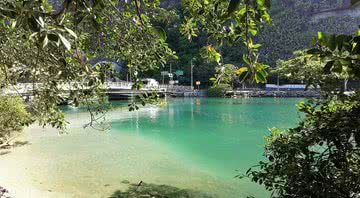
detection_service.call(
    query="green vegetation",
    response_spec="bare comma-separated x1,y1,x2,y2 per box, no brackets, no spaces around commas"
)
246,94,360,197
2,0,360,197
0,0,176,131
207,84,232,97
0,96,31,146
245,11,360,196
258,0,360,68
162,0,360,85
0,0,271,132
273,50,345,92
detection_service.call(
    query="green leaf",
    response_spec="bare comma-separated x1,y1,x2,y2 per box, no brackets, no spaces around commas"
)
235,67,248,76
29,32,38,40
255,71,266,83
207,45,221,63
58,34,71,51
42,35,48,48
249,29,257,36
11,20,16,29
36,17,45,28
243,54,250,65
152,27,167,41
252,44,262,49
257,0,266,6
64,27,78,39
317,32,327,44
209,77,217,81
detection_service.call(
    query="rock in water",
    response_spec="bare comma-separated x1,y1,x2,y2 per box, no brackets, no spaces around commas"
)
109,182,214,198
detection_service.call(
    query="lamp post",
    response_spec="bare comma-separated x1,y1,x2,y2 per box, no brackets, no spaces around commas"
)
161,71,169,85
277,74,280,92
191,60,194,91
169,63,173,84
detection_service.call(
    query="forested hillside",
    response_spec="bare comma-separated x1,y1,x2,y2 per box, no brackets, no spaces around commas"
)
48,0,360,84
258,0,360,66
157,0,360,84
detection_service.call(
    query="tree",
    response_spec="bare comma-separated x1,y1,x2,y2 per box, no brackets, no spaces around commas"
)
246,94,360,197
273,50,345,92
0,0,176,131
0,96,31,146
244,24,360,197
211,63,238,85
0,0,272,133
181,0,271,85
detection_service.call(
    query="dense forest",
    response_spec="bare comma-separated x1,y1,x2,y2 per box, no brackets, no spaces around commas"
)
152,0,360,85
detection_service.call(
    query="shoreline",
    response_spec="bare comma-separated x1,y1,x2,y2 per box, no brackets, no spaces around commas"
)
173,90,320,98
0,106,253,198
226,90,320,98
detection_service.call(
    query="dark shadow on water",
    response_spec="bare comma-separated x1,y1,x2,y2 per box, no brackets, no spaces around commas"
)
109,182,214,198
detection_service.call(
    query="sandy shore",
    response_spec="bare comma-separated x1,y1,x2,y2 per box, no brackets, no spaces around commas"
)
0,107,247,198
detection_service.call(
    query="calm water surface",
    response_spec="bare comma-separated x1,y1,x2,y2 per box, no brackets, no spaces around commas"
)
106,97,303,197
111,98,303,176
0,97,303,198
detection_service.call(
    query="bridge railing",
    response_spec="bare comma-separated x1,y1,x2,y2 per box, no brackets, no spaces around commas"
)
159,85,193,92
1,83,42,95
2,82,193,96
105,81,133,89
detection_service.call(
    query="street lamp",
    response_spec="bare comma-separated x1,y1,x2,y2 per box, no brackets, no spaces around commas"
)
169,63,173,85
191,60,194,91
196,81,201,90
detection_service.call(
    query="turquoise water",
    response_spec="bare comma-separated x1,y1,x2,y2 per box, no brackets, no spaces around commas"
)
54,98,303,198
112,98,302,176
3,97,302,197
105,97,303,196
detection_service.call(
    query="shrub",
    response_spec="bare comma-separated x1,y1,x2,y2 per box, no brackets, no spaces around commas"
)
0,96,31,145
207,84,231,97
245,93,360,197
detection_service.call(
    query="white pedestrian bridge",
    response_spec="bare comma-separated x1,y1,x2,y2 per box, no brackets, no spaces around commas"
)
1,81,192,99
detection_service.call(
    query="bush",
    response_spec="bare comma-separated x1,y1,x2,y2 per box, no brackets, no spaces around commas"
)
207,84,231,97
245,93,360,197
0,96,31,144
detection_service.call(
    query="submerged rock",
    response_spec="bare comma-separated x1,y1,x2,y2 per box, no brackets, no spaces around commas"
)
109,182,214,198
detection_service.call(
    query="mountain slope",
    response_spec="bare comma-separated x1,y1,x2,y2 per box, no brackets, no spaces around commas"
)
258,0,360,66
